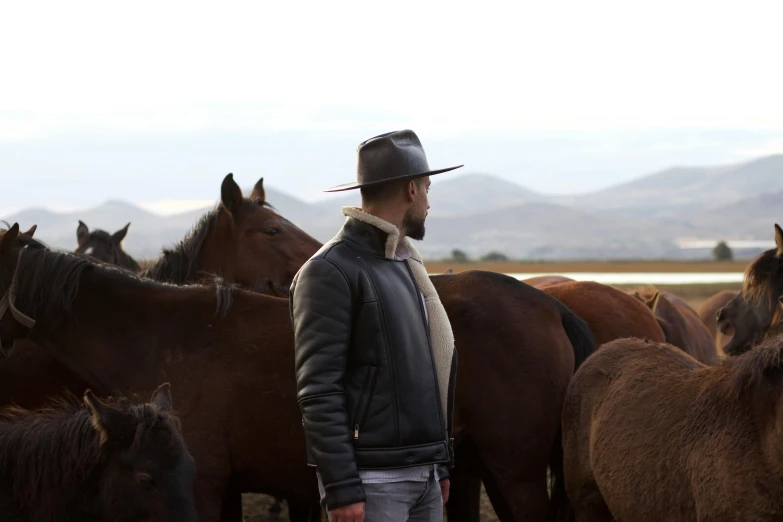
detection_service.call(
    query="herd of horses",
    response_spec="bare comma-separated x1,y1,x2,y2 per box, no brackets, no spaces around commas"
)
1,172,782,521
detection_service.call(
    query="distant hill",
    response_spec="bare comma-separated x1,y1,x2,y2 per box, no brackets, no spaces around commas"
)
4,155,783,260
572,154,783,217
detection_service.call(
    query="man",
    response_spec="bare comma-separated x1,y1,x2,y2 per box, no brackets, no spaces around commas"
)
289,130,461,521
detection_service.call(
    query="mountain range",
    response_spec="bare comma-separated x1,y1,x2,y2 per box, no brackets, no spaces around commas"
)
4,154,783,260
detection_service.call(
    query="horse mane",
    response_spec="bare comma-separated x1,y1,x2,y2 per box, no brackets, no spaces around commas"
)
742,248,783,309
0,396,181,508
142,207,220,284
729,333,783,404
142,199,273,285
6,239,237,331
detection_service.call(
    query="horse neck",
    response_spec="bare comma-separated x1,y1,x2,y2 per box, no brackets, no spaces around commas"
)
118,250,141,272
30,267,221,392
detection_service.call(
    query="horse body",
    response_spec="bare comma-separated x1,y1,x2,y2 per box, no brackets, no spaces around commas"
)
563,337,783,521
434,270,596,522
541,281,665,345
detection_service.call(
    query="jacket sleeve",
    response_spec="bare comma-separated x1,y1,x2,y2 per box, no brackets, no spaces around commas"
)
290,258,365,510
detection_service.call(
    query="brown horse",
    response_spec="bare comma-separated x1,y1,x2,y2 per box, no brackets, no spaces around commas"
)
75,220,141,271
0,225,317,522
697,289,739,355
522,275,575,288
0,224,597,522
141,173,322,290
563,336,783,521
0,382,196,522
632,287,718,365
431,270,596,522
539,281,665,345
717,224,783,356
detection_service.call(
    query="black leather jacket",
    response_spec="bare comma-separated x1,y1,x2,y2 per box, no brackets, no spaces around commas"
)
289,216,456,510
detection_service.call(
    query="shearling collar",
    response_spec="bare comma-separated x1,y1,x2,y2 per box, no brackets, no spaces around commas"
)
341,206,423,263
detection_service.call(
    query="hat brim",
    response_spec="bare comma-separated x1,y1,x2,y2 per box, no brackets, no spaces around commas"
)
323,165,464,193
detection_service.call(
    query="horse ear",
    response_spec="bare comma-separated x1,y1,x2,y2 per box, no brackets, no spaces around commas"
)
775,223,783,257
644,291,660,313
221,173,244,215
150,382,173,413
77,221,89,244
250,177,266,203
112,223,130,243
23,225,37,238
84,389,127,444
0,223,20,254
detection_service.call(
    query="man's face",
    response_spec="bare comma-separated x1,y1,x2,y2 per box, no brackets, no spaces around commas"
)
402,177,430,240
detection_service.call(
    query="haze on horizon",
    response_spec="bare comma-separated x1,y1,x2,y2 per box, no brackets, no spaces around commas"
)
2,0,783,216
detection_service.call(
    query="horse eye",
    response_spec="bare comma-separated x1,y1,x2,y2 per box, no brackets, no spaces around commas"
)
135,471,153,484
265,227,281,236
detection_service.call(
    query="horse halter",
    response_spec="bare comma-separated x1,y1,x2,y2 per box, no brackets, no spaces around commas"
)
0,249,37,354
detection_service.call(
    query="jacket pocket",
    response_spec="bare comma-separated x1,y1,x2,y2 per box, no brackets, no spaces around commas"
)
352,365,378,440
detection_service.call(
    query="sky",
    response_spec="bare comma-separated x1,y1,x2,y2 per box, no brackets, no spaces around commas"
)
2,0,783,215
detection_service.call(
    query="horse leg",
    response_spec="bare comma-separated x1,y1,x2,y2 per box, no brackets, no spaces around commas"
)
287,497,323,522
194,473,231,522
571,486,613,522
219,476,243,522
445,436,483,522
268,496,283,520
478,458,516,522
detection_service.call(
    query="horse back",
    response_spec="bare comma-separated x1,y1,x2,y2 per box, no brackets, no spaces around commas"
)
563,338,770,521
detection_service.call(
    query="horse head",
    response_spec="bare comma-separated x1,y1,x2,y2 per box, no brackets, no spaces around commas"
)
75,221,139,271
197,173,321,290
718,223,783,355
84,383,197,522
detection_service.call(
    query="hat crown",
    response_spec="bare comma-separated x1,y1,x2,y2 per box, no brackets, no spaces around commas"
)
356,130,431,187
323,129,462,192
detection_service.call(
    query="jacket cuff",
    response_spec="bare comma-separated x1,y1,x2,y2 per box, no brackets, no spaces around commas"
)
437,463,450,481
323,477,367,511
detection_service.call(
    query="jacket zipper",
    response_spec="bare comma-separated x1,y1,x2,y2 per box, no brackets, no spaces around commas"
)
404,259,447,432
353,366,378,440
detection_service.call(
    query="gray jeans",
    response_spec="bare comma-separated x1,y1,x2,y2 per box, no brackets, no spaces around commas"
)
317,472,443,522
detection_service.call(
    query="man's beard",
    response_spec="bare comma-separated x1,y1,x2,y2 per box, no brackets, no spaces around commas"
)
403,210,426,240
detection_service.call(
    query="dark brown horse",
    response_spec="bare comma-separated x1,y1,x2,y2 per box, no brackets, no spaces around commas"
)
697,289,739,356
0,224,596,522
0,382,196,522
75,220,141,271
0,224,316,522
563,336,783,521
141,174,322,290
539,281,665,345
632,287,718,365
717,224,783,356
431,271,596,522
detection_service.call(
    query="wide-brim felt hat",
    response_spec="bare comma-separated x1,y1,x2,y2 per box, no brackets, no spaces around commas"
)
323,129,463,192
